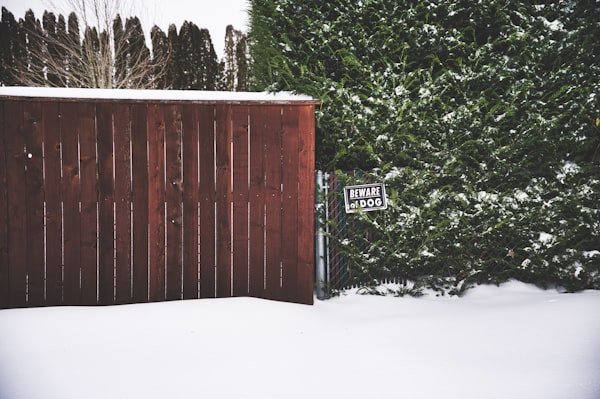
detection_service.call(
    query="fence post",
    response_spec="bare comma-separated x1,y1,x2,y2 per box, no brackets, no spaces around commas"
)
315,170,327,299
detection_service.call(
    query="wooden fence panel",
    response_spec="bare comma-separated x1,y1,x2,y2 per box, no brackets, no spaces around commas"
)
249,107,267,299
148,104,166,302
114,104,132,304
79,102,98,305
24,102,45,307
232,106,250,297
0,96,316,308
0,100,8,308
5,101,27,307
182,104,199,300
215,104,232,298
281,106,300,302
264,106,283,301
297,105,316,305
60,102,82,305
165,105,183,301
97,102,115,305
132,104,149,303
42,102,63,305
198,105,216,298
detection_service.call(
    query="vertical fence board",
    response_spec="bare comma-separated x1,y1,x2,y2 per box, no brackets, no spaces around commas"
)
215,105,232,297
249,107,266,298
79,103,98,305
97,103,115,305
42,103,63,305
60,102,82,305
6,101,27,307
296,106,316,305
0,102,8,308
148,104,166,302
182,104,199,299
165,105,183,300
131,104,149,303
264,106,283,300
114,104,132,304
232,106,250,296
198,105,216,298
23,102,45,306
281,106,300,302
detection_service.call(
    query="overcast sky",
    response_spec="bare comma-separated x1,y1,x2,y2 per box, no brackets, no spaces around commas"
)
1,0,250,58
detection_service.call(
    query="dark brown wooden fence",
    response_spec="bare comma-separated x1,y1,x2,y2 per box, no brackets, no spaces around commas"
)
0,89,319,308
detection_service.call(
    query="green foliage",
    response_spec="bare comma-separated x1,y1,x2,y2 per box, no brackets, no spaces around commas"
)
250,0,600,294
177,22,219,90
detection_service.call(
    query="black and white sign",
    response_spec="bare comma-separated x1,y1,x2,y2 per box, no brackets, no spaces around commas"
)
343,183,388,213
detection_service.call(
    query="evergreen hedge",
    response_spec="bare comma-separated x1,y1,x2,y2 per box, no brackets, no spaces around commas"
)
250,0,600,294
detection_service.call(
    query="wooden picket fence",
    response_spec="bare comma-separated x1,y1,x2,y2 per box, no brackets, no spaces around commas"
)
0,89,318,308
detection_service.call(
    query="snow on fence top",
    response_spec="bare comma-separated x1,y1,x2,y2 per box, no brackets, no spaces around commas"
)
0,86,319,104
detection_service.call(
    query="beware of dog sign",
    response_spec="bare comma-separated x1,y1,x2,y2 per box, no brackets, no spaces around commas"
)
343,183,388,213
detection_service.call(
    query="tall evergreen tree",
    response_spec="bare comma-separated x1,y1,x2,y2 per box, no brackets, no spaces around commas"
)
150,25,169,88
223,24,236,91
21,10,45,85
166,24,181,89
222,24,249,91
176,21,219,90
113,14,126,86
42,11,60,86
235,32,249,91
177,21,196,89
82,26,100,86
66,12,82,86
123,16,150,88
0,8,19,86
199,27,219,90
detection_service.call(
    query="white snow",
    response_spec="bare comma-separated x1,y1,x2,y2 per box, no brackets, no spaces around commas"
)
0,280,598,399
584,250,600,258
557,161,580,183
0,86,317,102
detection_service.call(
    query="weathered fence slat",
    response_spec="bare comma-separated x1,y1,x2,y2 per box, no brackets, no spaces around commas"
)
61,102,82,305
6,101,27,307
97,102,115,305
165,105,183,301
182,104,199,300
24,102,45,307
249,107,267,299
132,104,149,303
42,102,63,305
79,102,99,305
281,106,300,302
198,105,216,299
215,104,232,298
0,95,317,308
232,106,250,297
264,106,283,301
114,103,132,304
147,104,166,302
297,105,316,305
0,98,8,308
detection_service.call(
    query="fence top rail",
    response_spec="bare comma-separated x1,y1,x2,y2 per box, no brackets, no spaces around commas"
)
0,86,321,106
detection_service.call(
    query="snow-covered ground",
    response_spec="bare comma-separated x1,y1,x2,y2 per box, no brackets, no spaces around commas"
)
0,281,599,399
